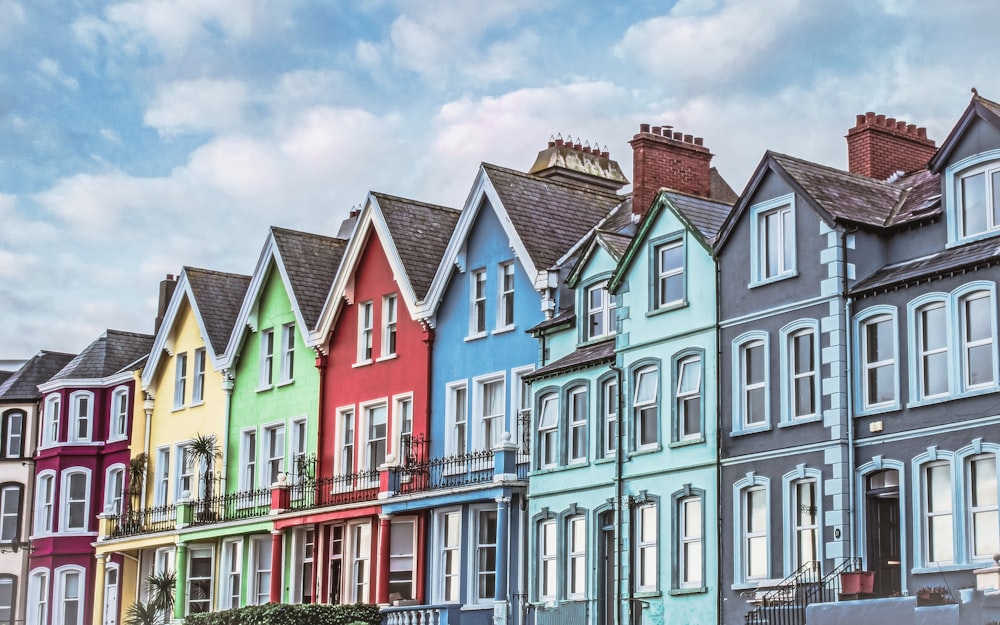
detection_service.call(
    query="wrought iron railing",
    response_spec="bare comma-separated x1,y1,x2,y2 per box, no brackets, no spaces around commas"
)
288,469,381,510
108,503,177,538
744,558,859,625
396,448,495,494
189,486,271,526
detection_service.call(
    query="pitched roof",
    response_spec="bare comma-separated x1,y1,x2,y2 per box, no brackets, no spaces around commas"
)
185,267,252,356
49,330,154,382
851,236,1000,296
0,371,10,386
483,163,623,271
373,192,461,301
663,189,733,244
271,227,347,329
522,338,615,383
0,351,76,401
930,93,1000,172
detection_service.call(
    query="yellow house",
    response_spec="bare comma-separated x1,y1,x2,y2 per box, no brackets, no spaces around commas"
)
93,267,250,625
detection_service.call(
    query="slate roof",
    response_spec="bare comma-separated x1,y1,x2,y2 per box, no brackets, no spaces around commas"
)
49,330,154,381
596,231,633,262
185,267,252,356
664,190,733,244
522,338,615,382
484,163,623,271
374,192,461,301
271,227,347,329
709,167,740,205
0,351,76,401
851,236,1000,296
527,308,576,335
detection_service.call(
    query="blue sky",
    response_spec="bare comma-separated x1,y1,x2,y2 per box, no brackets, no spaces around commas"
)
2,0,999,358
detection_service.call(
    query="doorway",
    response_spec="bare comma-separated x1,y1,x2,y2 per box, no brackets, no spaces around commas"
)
866,470,901,596
597,511,615,625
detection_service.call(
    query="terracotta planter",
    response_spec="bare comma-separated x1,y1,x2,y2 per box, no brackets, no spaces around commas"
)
840,572,861,594
858,571,875,594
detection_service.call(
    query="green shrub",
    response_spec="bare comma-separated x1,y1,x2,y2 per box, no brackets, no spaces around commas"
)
183,603,380,625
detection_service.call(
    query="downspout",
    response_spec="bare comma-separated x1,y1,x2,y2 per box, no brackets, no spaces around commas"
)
314,350,328,480
714,249,724,624
420,324,435,604
313,348,328,604
142,394,154,508
608,361,626,625
221,368,234,492
841,227,858,566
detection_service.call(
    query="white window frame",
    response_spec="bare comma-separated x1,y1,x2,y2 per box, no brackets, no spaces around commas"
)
60,469,91,533
109,387,129,442
566,514,586,598
279,323,295,383
633,365,659,450
856,308,900,413
778,320,820,423
290,417,308,480
585,280,616,341
53,566,85,625
733,332,769,432
655,238,685,309
0,574,14,625
782,471,822,575
635,502,658,593
154,446,170,507
749,193,796,286
249,535,271,605
474,373,505,452
0,484,21,543
192,348,206,403
35,471,55,535
600,377,618,458
394,394,413,464
263,423,286,486
967,452,1000,561
239,429,257,490
260,329,274,388
922,459,956,566
348,522,372,603
175,443,195,501
497,261,515,330
381,295,397,358
567,386,587,464
445,382,468,457
103,464,126,516
187,546,214,614
678,494,703,589
3,410,23,458
512,366,534,463
915,299,951,400
946,151,1000,242
435,509,462,604
734,474,771,584
675,353,703,441
219,539,242,609
103,563,120,625
537,518,556,603
174,352,188,408
537,393,558,469
959,289,997,391
68,390,94,443
293,527,316,604
339,408,355,476
471,506,498,605
42,394,60,447
470,269,487,338
388,519,416,602
362,402,387,475
27,569,49,625
357,301,374,363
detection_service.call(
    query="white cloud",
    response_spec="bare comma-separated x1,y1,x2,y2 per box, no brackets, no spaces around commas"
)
145,79,249,136
37,58,79,90
0,0,26,46
0,249,38,278
100,128,122,144
356,40,381,68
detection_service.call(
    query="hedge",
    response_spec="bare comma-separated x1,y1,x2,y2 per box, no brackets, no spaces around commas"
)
183,603,380,625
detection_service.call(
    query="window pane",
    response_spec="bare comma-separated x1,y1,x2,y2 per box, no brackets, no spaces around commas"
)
635,369,656,403
794,377,815,416
748,536,767,578
973,457,998,507
975,510,1000,556
782,208,793,271
747,387,765,425
748,490,765,533
923,352,949,396
868,366,894,405
921,305,947,350
927,464,951,512
866,318,893,363
745,343,764,384
678,358,701,394
963,172,987,236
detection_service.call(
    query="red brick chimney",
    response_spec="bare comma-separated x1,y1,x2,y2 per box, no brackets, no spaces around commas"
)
629,124,713,216
846,112,937,180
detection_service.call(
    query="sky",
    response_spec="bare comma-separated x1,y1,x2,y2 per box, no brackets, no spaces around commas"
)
2,0,999,359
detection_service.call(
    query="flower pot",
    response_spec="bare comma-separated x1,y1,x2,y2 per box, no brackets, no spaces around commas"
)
840,572,862,594
858,571,875,594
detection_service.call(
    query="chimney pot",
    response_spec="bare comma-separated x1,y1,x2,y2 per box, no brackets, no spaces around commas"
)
672,131,682,140
694,137,704,146
639,123,650,133
865,112,876,123
847,112,936,179
683,134,694,143
917,127,927,139
896,121,907,131
875,114,886,126
886,117,896,127
651,126,661,135
573,142,583,150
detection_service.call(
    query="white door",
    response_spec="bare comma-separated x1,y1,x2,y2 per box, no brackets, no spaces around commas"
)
104,567,119,625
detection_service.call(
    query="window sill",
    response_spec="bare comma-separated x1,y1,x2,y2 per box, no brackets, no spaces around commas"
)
188,400,205,408
907,384,1000,408
375,354,398,362
646,300,688,317
276,379,294,388
730,425,772,437
352,360,373,369
595,455,616,464
633,590,661,599
912,563,984,574
632,444,662,456
459,603,494,611
855,402,901,417
778,415,822,428
255,385,272,393
748,271,798,289
578,334,615,348
464,333,487,342
945,229,1000,249
492,326,516,336
669,586,707,596
669,437,705,448
731,582,761,591
171,405,187,412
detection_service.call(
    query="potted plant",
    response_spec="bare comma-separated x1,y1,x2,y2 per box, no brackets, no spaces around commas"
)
916,586,953,606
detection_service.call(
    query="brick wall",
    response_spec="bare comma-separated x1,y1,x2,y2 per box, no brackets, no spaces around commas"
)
846,112,936,180
629,125,713,215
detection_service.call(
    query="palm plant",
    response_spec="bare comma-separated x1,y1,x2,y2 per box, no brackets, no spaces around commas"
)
185,433,222,498
125,569,176,625
127,453,148,503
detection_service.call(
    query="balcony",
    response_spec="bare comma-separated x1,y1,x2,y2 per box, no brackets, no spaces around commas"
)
105,504,177,538
391,435,528,496
286,469,381,510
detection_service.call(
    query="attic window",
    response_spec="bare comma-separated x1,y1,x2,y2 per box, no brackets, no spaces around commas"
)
749,194,797,286
958,163,1000,238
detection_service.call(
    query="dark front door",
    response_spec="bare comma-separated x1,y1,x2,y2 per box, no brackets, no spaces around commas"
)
598,511,615,625
867,470,902,596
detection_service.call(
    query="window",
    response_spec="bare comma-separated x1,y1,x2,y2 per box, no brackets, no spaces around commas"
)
474,509,497,602
154,447,170,507
176,445,194,499
382,295,397,357
61,470,89,532
586,281,616,340
187,547,213,614
751,194,795,284
280,323,295,382
291,418,308,478
251,536,271,605
2,410,24,458
395,397,413,463
364,405,387,473
955,159,1000,239
240,430,257,489
513,367,533,462
635,503,658,592
655,239,684,308
297,528,315,604
55,567,84,625
43,395,60,446
27,570,49,625
476,377,504,451
35,473,54,534
471,269,487,336
220,540,242,609
968,454,999,559
567,387,587,463
260,329,274,387
567,515,586,598
537,393,558,469
788,329,817,419
677,495,703,589
104,466,125,516
192,348,206,403
264,424,285,485
743,486,768,580
498,262,515,329
859,312,897,410
633,365,658,449
389,520,415,601
600,378,618,458
174,352,188,408
340,410,355,474
350,523,371,602
737,336,768,429
69,391,93,443
0,484,21,542
924,461,954,564
439,511,461,603
916,301,949,399
675,354,702,440
358,302,374,363
792,480,818,569
538,519,556,602
0,575,15,625
960,290,995,389
446,384,467,456
109,389,128,441
103,565,119,625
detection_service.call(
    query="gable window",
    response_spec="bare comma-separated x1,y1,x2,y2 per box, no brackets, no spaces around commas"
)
957,160,1000,238
187,547,213,614
968,454,999,559
35,473,54,534
61,470,89,532
446,384,467,457
0,484,21,542
635,503,658,592
382,295,397,358
474,508,497,603
364,404,387,472
750,194,795,284
192,348,206,403
250,536,271,605
859,311,898,411
69,391,93,443
260,329,275,387
174,352,188,408
567,387,587,463
916,301,950,399
675,354,702,441
924,461,954,564
43,395,60,446
104,466,125,516
358,302,374,363
677,494,703,589
27,570,49,625
960,290,995,389
2,410,24,458
600,378,618,458
633,365,658,449
736,335,769,430
498,262,515,330
0,575,14,625
586,281,616,341
743,486,769,580
655,239,684,308
538,518,556,602
340,410,355,475
471,269,487,336
109,388,129,441
240,430,257,489
280,323,295,382
265,424,286,485
537,393,558,469
476,376,504,451
567,515,586,598
54,567,84,625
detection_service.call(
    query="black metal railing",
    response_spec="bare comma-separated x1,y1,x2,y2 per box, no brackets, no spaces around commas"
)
745,558,859,625
189,486,271,526
396,448,495,494
288,469,381,510
108,503,177,538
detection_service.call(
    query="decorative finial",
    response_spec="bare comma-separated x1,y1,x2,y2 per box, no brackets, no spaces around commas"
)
972,87,979,97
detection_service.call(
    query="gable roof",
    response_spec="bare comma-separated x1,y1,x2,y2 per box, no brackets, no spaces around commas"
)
143,266,251,389
851,235,1000,296
930,93,1000,172
522,337,615,383
0,351,76,402
0,371,10,387
46,329,153,383
312,192,460,344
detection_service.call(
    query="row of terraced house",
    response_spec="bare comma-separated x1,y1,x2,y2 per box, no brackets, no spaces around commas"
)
4,92,1000,625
